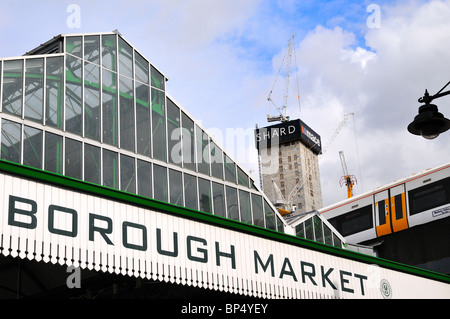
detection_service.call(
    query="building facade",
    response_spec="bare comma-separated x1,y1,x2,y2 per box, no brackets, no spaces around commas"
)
0,31,285,232
255,119,323,215
0,31,449,299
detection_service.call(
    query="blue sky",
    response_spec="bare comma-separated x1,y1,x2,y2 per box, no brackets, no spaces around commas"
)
1,0,450,207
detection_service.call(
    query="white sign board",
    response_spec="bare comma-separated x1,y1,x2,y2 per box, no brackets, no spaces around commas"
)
1,171,449,299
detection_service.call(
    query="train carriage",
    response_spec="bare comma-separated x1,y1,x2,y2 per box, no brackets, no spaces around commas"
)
320,162,450,245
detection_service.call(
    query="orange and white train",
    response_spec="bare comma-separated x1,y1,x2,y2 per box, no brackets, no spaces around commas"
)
320,162,450,244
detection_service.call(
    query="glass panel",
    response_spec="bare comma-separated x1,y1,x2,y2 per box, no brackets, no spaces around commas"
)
239,190,251,224
46,56,64,129
251,194,264,227
102,34,117,71
264,199,276,231
324,222,333,245
23,126,42,169
24,58,44,123
212,182,225,217
333,233,342,248
224,154,236,183
196,125,209,175
237,166,249,187
118,37,133,78
1,119,21,163
119,75,134,151
136,82,150,156
44,132,62,174
226,186,239,221
151,65,164,90
65,138,82,179
210,141,223,179
409,179,450,215
102,69,118,146
103,149,118,189
137,160,152,198
84,144,100,184
65,36,82,57
198,178,212,213
277,217,284,233
394,194,403,220
65,55,83,135
304,218,314,240
120,154,136,194
152,88,166,161
84,35,100,65
153,164,168,202
167,98,181,166
84,62,100,141
135,52,149,84
313,216,324,243
3,60,23,117
181,112,195,171
295,223,305,238
169,169,183,206
328,205,373,237
184,173,198,210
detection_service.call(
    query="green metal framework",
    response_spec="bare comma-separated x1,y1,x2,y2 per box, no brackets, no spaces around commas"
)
0,31,285,233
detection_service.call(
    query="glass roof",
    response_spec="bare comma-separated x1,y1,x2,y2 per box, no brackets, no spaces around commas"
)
0,31,287,233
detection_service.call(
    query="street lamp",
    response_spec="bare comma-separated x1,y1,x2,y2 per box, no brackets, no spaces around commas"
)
407,81,450,139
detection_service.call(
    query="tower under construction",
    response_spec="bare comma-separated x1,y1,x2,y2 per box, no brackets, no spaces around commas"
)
255,119,323,216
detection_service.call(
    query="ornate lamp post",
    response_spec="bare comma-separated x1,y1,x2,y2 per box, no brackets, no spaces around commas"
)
408,81,450,139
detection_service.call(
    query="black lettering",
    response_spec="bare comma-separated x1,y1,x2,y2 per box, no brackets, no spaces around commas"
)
156,228,178,257
122,221,147,251
301,261,317,286
187,236,208,263
321,266,337,290
254,251,274,277
89,213,113,245
8,195,37,229
48,205,78,237
215,242,235,269
340,270,354,293
354,273,368,296
279,258,297,281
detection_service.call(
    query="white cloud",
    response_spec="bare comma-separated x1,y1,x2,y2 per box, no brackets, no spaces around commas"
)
292,0,450,206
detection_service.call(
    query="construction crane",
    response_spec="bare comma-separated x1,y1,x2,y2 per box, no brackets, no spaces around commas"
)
320,113,354,156
267,34,299,123
271,176,305,216
339,151,357,199
271,179,291,216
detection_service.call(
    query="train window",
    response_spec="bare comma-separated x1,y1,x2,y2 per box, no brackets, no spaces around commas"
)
408,178,450,216
378,200,386,226
328,205,373,237
394,195,403,220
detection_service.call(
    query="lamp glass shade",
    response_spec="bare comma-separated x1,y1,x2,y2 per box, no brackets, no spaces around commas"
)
407,104,450,139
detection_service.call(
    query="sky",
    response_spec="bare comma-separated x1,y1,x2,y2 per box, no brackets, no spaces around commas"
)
1,0,450,207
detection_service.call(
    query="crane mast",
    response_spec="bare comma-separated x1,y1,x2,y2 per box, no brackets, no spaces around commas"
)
339,151,357,199
321,113,354,156
267,34,296,123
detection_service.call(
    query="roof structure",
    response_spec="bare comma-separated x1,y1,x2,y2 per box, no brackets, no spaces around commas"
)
0,30,287,233
284,210,376,256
